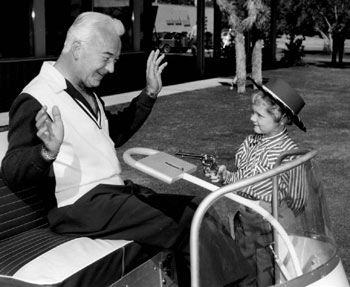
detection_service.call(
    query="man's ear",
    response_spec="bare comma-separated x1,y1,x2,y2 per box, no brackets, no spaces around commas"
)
71,40,82,60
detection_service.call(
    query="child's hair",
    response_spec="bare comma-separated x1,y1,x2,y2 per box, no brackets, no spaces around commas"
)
252,90,293,125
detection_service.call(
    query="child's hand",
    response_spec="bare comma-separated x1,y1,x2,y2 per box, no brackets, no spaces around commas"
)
205,165,228,183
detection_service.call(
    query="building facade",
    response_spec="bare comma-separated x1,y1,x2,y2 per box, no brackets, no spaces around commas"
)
0,0,224,112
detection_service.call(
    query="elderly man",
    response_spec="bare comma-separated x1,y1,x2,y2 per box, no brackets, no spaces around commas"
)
2,12,252,287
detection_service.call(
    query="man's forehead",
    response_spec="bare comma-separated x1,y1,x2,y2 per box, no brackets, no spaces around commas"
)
89,32,121,56
92,25,120,42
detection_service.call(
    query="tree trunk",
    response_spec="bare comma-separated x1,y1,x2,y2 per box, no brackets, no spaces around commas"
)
251,39,263,88
235,31,246,94
332,33,338,64
317,29,331,54
329,33,333,53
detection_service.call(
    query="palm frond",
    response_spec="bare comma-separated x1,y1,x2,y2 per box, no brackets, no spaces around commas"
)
216,0,242,29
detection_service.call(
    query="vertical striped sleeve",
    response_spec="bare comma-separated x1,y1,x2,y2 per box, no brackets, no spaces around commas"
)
223,130,307,215
285,164,308,215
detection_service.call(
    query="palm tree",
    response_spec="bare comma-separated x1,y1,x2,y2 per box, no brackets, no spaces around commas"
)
216,0,247,94
243,0,270,87
216,0,270,93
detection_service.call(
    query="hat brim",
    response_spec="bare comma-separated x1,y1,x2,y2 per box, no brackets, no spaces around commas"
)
248,77,306,132
290,114,307,132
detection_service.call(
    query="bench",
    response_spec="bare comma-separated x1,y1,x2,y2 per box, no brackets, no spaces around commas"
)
0,113,177,287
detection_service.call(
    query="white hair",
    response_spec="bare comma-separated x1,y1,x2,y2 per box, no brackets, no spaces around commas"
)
62,12,125,53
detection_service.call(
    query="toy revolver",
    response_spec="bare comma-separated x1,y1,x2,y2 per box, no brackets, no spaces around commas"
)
175,151,218,173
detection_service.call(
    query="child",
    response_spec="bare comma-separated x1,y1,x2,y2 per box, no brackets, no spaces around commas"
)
207,78,307,286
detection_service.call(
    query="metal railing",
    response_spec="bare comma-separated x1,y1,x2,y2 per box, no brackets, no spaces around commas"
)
190,149,318,287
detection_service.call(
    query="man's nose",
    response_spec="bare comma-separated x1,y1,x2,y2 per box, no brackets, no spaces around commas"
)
105,60,115,73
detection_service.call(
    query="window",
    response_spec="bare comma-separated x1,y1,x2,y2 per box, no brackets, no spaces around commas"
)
46,0,84,56
0,1,34,58
0,0,170,60
0,0,88,59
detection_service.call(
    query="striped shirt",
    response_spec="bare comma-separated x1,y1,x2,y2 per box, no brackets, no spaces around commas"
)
224,129,307,215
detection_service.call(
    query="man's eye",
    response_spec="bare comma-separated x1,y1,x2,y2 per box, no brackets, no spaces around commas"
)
102,57,117,64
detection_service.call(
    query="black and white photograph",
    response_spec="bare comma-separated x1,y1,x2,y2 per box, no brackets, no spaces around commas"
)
0,0,349,286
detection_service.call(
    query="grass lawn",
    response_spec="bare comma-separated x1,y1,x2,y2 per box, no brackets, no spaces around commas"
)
110,54,350,281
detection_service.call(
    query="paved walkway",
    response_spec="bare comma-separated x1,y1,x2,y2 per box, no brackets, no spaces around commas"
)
102,77,230,107
0,112,8,127
0,77,231,126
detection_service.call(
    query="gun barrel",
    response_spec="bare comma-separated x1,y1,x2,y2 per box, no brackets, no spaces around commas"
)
175,150,218,173
175,151,204,159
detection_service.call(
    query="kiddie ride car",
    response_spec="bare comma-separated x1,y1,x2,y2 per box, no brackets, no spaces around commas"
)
123,147,350,287
0,110,349,287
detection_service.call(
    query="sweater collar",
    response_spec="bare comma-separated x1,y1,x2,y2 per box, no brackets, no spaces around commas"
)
39,61,67,93
64,80,99,119
40,61,101,127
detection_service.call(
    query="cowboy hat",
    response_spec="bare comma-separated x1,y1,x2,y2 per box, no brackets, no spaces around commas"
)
248,77,306,132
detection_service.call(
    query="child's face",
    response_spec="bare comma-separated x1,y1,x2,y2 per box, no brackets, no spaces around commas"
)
250,102,284,137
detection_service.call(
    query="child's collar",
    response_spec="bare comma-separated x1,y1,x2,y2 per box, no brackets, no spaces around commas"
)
261,128,288,142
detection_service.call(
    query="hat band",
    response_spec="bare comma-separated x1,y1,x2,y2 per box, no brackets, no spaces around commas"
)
262,86,295,116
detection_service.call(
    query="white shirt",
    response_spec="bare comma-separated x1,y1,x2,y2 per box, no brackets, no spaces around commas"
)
22,62,124,207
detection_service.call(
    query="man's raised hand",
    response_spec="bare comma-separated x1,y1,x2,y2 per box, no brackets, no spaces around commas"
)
144,49,168,98
35,105,64,158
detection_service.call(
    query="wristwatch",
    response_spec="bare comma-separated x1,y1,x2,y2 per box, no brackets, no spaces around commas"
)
41,145,58,161
143,88,157,99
